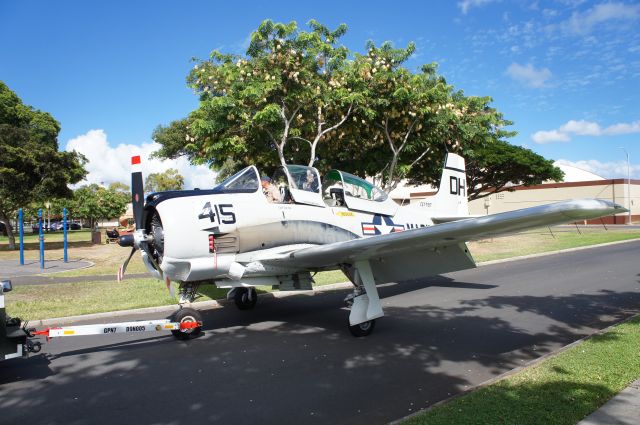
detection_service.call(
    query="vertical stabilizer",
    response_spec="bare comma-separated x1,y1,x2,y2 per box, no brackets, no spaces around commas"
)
418,153,469,220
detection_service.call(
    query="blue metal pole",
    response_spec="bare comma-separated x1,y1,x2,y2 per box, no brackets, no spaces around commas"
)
18,209,24,266
63,208,68,263
38,209,44,269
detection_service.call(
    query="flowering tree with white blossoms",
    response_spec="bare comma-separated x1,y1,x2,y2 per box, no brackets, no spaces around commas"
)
153,19,562,196
179,20,361,171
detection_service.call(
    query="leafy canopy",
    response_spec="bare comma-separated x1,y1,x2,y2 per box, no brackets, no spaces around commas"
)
145,168,185,192
0,81,87,248
72,184,129,228
152,20,563,197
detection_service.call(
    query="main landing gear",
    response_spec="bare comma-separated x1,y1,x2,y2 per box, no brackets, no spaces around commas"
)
342,260,384,338
175,267,383,338
226,287,257,310
234,287,257,310
349,320,376,337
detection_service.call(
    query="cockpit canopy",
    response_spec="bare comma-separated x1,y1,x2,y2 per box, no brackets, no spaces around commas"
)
322,170,396,215
323,170,388,202
213,164,397,215
214,166,260,193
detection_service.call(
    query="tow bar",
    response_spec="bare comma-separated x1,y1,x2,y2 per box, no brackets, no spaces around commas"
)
2,278,204,361
11,317,203,358
30,319,201,338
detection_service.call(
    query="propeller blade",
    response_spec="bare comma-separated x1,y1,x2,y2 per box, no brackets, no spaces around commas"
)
145,248,164,280
117,247,136,282
165,277,174,297
131,155,144,230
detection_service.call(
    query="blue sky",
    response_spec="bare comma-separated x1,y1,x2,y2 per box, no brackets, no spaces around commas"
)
1,0,639,187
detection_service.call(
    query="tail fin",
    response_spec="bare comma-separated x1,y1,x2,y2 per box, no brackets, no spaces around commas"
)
418,153,469,221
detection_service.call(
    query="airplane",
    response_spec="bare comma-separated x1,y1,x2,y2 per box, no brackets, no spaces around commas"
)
117,153,626,339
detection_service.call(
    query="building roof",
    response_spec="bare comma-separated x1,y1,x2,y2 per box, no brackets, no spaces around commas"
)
553,161,605,182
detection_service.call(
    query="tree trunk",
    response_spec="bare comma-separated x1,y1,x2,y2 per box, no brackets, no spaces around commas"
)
0,212,16,250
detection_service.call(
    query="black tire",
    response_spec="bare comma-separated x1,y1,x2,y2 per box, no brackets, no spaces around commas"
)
234,287,257,310
348,319,375,337
170,307,203,340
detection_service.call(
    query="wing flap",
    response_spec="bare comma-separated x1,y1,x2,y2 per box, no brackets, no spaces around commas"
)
261,199,625,269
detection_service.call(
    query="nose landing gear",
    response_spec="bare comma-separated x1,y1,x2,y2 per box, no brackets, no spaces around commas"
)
170,307,203,340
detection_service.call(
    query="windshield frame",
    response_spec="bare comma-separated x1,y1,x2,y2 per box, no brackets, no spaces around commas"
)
212,166,260,194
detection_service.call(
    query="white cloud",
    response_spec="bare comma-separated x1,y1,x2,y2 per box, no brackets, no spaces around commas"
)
505,62,552,88
565,2,640,34
458,0,498,14
555,159,640,179
531,130,571,143
604,121,640,135
65,129,217,190
532,119,640,143
559,119,602,136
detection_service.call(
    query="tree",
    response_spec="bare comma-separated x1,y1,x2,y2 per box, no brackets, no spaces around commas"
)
326,43,452,191
153,20,563,197
457,141,563,200
145,168,184,192
154,19,360,173
0,81,86,249
72,184,129,229
108,182,130,193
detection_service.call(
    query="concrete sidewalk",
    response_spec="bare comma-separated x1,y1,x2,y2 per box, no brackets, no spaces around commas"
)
0,258,93,279
577,380,640,425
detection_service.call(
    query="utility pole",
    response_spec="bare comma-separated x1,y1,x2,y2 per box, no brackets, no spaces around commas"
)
619,147,632,224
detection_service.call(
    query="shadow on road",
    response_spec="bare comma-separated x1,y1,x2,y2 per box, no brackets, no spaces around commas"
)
1,273,638,425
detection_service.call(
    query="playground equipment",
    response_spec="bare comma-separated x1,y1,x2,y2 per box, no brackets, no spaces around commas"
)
17,207,70,269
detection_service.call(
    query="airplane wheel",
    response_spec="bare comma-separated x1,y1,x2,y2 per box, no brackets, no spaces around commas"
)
348,319,375,337
234,287,257,310
171,307,202,340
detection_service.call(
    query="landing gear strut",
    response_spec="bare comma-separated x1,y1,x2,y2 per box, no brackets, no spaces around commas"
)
234,287,257,310
342,260,384,337
178,282,200,304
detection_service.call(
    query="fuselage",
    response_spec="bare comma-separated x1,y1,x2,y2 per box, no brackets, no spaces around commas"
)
138,161,469,285
147,188,435,283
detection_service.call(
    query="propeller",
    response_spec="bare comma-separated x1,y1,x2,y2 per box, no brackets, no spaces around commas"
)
116,155,164,283
131,155,144,231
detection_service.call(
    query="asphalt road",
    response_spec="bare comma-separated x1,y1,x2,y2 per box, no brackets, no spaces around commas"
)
1,241,639,425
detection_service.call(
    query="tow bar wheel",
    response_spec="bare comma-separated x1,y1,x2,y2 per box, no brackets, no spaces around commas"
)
171,308,203,340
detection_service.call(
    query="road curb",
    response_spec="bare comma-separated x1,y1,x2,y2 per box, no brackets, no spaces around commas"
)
476,237,640,267
30,281,353,326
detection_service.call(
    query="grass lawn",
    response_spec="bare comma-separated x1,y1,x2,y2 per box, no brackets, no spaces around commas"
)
468,227,640,263
403,316,640,425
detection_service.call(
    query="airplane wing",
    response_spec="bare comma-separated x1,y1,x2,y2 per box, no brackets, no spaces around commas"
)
431,215,481,224
250,199,625,272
